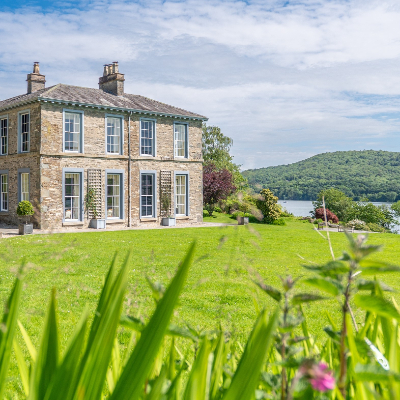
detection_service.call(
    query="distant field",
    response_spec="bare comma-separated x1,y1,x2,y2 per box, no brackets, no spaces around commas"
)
1,218,399,394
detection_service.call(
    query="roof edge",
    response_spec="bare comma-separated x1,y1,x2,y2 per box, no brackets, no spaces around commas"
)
37,96,208,121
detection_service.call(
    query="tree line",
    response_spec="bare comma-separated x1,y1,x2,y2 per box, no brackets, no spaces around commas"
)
242,150,400,202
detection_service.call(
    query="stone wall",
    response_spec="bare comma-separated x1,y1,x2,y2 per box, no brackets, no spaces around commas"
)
0,103,41,226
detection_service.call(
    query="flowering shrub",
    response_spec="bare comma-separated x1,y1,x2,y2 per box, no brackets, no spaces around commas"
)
314,207,339,223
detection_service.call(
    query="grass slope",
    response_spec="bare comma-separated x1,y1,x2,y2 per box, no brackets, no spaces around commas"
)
243,150,400,201
0,219,399,394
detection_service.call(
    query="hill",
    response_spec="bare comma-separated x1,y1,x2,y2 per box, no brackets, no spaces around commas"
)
242,150,400,201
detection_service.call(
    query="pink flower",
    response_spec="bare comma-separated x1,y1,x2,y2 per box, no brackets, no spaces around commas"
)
309,363,335,392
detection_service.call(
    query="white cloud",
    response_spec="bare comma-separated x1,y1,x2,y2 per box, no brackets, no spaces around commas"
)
1,0,400,169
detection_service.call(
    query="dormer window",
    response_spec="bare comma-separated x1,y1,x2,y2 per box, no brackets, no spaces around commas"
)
64,110,84,153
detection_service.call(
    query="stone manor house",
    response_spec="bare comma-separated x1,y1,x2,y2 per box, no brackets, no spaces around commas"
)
0,62,207,229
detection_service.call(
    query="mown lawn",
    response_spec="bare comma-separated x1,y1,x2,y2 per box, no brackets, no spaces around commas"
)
0,218,399,394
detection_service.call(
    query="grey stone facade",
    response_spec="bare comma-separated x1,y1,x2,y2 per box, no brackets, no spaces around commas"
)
0,63,206,230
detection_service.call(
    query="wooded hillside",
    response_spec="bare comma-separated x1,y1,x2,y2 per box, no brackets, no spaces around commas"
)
243,150,400,201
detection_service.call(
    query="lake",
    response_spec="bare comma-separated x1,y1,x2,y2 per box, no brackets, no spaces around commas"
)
278,200,399,233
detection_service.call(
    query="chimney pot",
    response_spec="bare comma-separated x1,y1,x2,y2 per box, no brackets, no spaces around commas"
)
99,62,124,96
27,62,45,94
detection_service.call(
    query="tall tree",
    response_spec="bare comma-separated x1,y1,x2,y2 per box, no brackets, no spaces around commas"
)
202,124,246,187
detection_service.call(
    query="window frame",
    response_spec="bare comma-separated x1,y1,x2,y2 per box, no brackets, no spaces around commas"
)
139,170,157,218
18,110,30,154
0,170,8,212
0,115,8,156
63,109,84,153
139,118,157,157
18,168,30,202
105,169,124,220
105,114,124,155
173,122,189,159
174,171,190,216
62,168,84,222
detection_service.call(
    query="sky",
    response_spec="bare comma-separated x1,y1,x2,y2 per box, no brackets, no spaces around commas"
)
1,0,400,170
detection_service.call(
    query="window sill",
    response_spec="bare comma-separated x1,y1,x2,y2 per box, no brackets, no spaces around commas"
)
63,221,84,227
106,219,125,224
0,212,9,215
140,217,157,222
176,216,189,220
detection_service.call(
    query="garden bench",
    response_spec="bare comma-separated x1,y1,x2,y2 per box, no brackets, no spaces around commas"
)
317,222,325,230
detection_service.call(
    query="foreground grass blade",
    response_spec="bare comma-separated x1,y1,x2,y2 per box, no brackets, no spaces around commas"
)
110,242,196,400
183,337,212,400
13,339,30,396
222,308,279,400
29,288,59,400
44,307,89,400
0,269,23,399
74,253,130,400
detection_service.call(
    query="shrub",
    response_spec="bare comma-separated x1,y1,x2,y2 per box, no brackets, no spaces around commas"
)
272,218,286,226
346,219,367,230
314,208,339,223
214,206,222,213
312,188,353,221
313,218,323,225
203,209,209,217
366,222,387,232
256,188,281,224
16,200,34,217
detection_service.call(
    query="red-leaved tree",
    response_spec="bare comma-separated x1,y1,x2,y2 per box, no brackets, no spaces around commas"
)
315,208,339,224
203,163,236,216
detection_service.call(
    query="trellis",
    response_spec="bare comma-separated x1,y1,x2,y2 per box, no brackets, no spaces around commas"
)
87,169,103,218
160,170,173,217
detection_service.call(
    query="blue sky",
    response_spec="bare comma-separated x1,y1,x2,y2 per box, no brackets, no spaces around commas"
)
1,0,400,169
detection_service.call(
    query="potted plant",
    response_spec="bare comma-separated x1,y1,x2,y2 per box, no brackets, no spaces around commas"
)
161,190,176,226
237,212,249,225
17,200,34,235
85,187,106,229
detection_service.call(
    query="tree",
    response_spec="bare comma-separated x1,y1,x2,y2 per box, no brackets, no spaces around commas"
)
202,124,246,188
314,208,339,224
256,188,281,224
203,163,236,216
392,200,400,218
312,188,353,222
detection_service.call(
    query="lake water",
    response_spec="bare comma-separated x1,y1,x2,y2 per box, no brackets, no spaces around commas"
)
278,200,399,233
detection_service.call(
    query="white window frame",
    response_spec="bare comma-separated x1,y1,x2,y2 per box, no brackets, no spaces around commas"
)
105,169,124,220
63,109,84,153
18,169,30,202
0,116,8,156
140,170,157,218
62,168,84,222
140,118,156,157
105,114,124,155
174,171,189,216
0,170,8,212
18,111,30,153
174,122,189,159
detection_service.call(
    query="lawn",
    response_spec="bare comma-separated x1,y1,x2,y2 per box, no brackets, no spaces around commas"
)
1,218,399,395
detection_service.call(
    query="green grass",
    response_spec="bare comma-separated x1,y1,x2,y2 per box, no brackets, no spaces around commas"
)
203,211,237,223
1,218,400,395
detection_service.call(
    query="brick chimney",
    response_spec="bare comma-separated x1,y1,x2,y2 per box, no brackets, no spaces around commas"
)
27,62,46,94
99,62,125,96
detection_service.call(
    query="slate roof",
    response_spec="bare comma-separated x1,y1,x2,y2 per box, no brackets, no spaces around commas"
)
0,84,207,120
